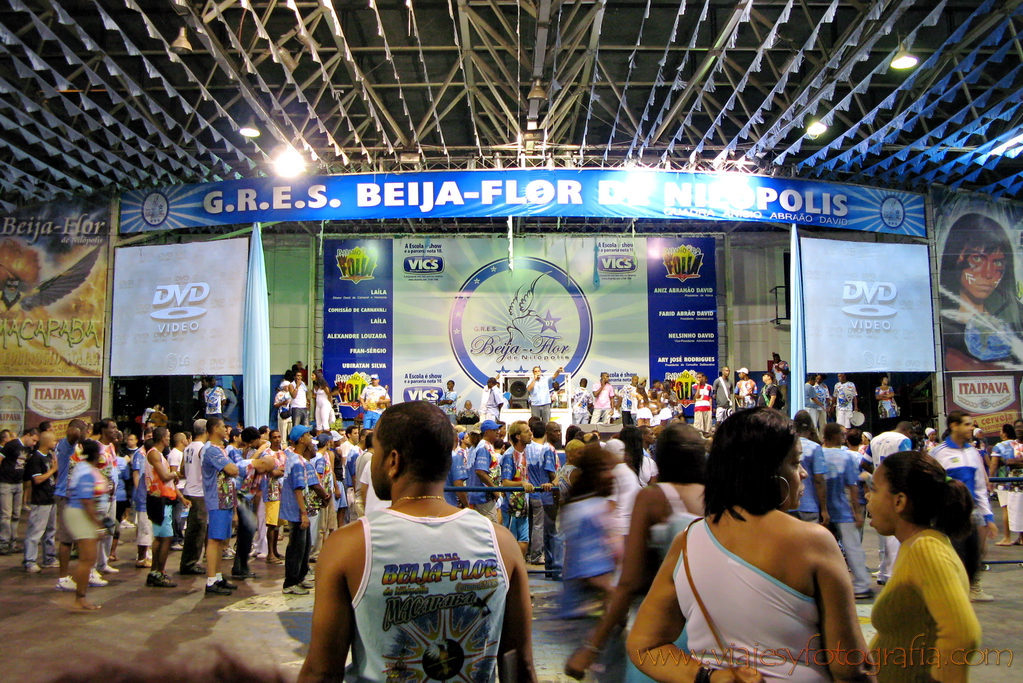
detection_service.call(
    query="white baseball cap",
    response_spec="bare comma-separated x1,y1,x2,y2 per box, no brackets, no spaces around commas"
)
738,367,749,374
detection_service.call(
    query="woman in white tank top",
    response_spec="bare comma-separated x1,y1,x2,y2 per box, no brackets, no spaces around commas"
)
567,423,707,679
628,408,873,683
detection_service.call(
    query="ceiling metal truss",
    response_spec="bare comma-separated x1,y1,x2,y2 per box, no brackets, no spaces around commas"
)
0,0,1020,210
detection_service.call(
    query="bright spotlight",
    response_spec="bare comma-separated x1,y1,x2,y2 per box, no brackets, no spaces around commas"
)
274,148,306,177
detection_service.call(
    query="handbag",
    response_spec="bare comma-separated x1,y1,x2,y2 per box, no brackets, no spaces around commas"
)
680,520,759,680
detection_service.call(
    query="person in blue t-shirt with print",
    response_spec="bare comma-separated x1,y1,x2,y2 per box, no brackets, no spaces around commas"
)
201,418,239,596
821,423,872,598
65,439,105,611
792,411,828,525
524,421,557,567
464,421,502,522
131,443,152,568
280,425,320,595
445,431,469,508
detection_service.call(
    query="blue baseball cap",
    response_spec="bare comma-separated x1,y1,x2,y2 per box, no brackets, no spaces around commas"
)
479,420,501,433
289,424,313,443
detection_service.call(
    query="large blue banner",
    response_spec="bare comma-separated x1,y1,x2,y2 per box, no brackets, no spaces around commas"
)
121,170,924,236
647,237,718,416
322,239,393,419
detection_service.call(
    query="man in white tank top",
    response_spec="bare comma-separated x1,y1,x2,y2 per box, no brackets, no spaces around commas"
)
299,401,537,683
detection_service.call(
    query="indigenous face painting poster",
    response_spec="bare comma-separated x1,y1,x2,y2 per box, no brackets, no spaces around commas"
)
934,190,1023,373
322,236,718,419
0,198,110,377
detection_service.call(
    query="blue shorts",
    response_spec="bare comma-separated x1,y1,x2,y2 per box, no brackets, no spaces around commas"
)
363,411,382,428
504,514,529,542
207,508,234,541
152,504,174,538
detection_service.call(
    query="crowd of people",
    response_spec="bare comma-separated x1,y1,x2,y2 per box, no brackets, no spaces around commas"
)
295,401,990,683
0,413,377,606
1,361,1012,683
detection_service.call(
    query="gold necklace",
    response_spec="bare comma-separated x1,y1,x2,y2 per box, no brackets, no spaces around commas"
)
392,495,445,506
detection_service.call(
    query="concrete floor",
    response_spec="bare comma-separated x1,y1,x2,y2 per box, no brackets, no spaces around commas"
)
0,515,1020,682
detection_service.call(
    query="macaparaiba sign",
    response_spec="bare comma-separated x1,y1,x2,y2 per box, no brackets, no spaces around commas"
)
120,169,925,236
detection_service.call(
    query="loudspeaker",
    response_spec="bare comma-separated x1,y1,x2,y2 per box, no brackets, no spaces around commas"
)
503,374,531,410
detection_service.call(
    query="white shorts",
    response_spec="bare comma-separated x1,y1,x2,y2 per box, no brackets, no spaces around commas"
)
1008,491,1023,533
996,488,1009,507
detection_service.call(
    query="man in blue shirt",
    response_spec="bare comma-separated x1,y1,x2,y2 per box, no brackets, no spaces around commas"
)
465,420,502,522
439,380,460,424
201,417,239,596
524,421,557,567
281,424,316,594
930,411,998,601
527,365,563,424
821,423,872,598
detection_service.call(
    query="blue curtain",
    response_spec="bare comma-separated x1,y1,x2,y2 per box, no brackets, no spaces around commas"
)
243,224,271,428
788,225,806,417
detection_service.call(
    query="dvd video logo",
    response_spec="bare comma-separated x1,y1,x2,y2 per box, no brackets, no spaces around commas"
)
597,255,636,273
843,281,897,329
403,257,444,273
151,283,210,321
404,386,442,402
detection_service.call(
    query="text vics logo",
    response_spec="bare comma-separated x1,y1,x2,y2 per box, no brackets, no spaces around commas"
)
403,386,443,402
403,256,444,273
597,254,636,273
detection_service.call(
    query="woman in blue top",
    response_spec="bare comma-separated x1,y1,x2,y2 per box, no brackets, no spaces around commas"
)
65,440,105,610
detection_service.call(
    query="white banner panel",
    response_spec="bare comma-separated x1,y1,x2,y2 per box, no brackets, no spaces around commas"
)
801,238,935,373
110,239,248,376
389,237,651,404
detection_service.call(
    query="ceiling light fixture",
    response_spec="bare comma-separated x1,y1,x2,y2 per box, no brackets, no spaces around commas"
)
527,80,547,100
806,120,828,138
890,43,918,70
273,148,306,177
278,48,299,71
238,120,260,138
169,27,193,55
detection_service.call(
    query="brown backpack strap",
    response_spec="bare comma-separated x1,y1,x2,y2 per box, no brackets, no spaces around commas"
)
681,519,733,666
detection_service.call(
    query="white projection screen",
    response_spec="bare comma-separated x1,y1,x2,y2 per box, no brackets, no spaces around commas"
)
801,237,935,373
110,238,249,376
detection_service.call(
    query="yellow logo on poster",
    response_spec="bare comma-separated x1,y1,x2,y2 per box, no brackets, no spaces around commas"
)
336,247,378,284
662,245,704,281
666,370,698,408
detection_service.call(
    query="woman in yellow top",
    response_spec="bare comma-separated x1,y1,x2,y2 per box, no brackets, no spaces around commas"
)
867,450,982,683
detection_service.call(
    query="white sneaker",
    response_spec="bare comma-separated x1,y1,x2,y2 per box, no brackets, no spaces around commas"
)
283,584,310,595
25,563,41,574
98,565,120,574
222,547,236,559
119,520,136,529
970,586,994,602
89,569,109,587
55,576,76,592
